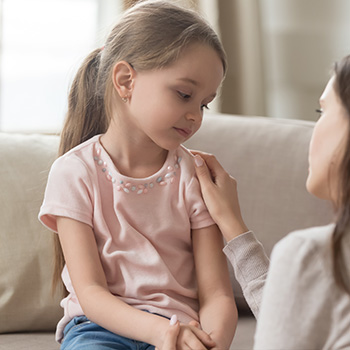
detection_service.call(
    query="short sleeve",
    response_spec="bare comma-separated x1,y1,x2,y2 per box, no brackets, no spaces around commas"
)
39,155,94,232
186,175,215,230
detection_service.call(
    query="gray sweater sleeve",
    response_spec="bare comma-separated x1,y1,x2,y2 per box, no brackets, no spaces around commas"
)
223,231,269,319
223,225,350,348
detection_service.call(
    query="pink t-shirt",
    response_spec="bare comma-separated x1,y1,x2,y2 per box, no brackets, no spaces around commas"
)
39,135,214,342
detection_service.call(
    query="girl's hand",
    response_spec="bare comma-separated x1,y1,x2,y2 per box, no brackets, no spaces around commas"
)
156,316,180,350
177,323,216,350
158,315,216,350
192,151,249,242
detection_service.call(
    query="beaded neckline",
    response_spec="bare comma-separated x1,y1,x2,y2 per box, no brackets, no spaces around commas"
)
93,143,182,195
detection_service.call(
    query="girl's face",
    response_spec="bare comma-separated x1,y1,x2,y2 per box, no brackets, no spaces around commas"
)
126,43,224,151
306,76,349,203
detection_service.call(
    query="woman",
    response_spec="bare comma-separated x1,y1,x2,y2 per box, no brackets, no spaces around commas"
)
163,55,350,348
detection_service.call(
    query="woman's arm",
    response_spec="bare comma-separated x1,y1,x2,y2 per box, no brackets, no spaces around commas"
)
254,232,331,348
193,224,238,349
223,232,269,318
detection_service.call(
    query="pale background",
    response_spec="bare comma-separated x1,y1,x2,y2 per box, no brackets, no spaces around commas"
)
1,0,350,132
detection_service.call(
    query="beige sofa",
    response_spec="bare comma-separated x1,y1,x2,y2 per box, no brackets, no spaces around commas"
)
0,113,333,350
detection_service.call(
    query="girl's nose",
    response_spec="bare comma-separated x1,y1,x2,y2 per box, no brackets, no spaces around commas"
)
185,108,203,123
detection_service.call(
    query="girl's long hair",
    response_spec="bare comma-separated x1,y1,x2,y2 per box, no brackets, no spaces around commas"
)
52,0,227,295
52,49,108,295
332,55,350,294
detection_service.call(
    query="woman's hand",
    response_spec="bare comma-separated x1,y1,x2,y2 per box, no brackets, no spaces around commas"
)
192,151,248,242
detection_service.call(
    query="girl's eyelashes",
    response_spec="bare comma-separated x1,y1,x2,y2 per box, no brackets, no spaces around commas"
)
177,90,210,110
178,91,191,100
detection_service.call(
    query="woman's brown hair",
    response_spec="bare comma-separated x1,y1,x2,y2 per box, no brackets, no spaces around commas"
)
332,55,350,294
52,0,227,295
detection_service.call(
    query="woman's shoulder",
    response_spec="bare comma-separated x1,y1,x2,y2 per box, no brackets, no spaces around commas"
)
276,223,335,252
271,223,336,277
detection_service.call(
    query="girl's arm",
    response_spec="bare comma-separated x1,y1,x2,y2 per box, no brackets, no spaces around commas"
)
57,216,215,350
57,217,169,347
193,224,238,349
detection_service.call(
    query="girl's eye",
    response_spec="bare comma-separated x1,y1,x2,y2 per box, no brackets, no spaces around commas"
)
177,91,210,110
178,91,191,100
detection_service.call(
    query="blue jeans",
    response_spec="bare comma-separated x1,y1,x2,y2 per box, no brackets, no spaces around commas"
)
61,316,155,350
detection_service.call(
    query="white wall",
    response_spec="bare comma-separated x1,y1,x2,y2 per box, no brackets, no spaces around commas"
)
260,0,350,120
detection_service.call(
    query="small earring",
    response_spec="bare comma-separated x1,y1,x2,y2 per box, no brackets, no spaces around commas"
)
121,96,128,103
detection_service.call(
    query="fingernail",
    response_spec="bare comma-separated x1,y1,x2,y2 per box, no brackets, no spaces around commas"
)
194,155,204,167
169,314,177,326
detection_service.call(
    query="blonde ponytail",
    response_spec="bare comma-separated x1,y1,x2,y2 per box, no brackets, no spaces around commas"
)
52,49,109,295
59,48,108,156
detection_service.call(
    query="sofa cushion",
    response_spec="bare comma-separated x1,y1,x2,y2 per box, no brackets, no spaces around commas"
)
0,333,59,349
185,114,333,310
0,133,62,333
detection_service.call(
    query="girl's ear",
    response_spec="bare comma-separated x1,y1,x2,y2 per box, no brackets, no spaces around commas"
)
112,61,135,100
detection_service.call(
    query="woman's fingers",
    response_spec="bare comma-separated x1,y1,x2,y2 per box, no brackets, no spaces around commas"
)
193,154,215,189
192,150,249,240
192,150,227,181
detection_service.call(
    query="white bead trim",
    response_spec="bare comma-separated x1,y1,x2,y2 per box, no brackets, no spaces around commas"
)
94,147,181,194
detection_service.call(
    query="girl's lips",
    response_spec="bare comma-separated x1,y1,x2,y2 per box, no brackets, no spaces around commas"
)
174,127,192,137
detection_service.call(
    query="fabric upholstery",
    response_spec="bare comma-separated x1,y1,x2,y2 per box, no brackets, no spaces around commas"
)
0,133,62,333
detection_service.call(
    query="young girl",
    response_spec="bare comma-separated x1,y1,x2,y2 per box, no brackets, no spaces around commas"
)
39,1,237,349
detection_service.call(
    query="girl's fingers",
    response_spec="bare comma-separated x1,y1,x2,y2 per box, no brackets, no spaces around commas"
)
188,320,200,329
160,316,180,350
190,326,216,348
